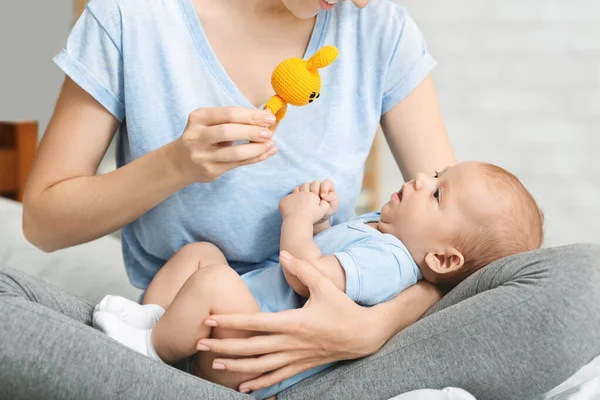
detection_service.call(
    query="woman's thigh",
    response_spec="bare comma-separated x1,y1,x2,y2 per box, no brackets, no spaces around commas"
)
279,243,600,400
0,267,248,400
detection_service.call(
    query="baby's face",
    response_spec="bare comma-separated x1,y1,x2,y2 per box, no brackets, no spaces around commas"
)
379,162,492,263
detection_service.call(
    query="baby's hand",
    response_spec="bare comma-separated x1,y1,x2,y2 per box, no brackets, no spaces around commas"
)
295,180,340,225
316,179,340,223
279,190,329,224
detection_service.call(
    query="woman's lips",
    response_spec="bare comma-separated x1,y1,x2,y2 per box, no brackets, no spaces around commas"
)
319,0,336,10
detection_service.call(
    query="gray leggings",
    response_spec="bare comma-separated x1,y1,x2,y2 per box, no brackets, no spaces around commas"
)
1,244,599,400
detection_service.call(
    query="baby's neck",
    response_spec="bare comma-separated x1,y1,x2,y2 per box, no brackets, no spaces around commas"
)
366,222,380,230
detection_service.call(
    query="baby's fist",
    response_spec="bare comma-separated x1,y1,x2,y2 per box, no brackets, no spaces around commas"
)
278,190,328,223
293,180,339,225
318,179,340,219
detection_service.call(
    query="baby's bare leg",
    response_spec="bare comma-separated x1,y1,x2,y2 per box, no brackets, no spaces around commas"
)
152,263,262,390
95,242,227,329
143,242,227,309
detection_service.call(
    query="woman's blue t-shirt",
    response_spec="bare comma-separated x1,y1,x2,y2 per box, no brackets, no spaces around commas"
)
54,0,436,290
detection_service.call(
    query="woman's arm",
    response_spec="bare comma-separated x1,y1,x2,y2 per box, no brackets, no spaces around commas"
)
198,253,442,392
23,78,185,251
380,75,456,181
23,77,277,252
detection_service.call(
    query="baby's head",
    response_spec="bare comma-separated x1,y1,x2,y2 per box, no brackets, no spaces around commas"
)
379,161,544,287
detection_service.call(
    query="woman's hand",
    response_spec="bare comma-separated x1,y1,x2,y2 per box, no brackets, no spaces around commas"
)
197,253,443,393
196,254,386,393
172,107,279,184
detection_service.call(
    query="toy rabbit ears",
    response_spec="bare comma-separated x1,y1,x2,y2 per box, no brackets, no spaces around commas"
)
307,45,339,71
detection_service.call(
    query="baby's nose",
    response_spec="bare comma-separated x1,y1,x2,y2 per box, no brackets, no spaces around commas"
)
414,173,434,190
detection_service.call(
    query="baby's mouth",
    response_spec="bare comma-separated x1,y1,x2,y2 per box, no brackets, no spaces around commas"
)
324,0,337,4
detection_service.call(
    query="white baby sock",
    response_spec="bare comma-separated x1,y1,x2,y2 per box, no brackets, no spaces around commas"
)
94,295,165,329
93,311,162,362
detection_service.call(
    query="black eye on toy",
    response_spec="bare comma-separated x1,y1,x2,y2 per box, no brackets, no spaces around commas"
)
316,93,320,98
309,92,316,103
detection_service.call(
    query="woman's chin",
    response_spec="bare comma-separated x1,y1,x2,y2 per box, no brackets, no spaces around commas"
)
281,0,322,19
291,9,320,19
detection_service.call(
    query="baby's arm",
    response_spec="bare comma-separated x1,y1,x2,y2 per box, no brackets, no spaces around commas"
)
280,214,345,297
336,242,421,306
279,181,343,297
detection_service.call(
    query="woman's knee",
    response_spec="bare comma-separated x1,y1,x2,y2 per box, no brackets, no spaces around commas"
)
0,267,30,297
479,243,600,290
527,243,600,287
560,243,600,274
550,243,600,298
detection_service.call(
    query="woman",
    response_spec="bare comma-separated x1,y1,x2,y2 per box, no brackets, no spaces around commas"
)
3,0,598,399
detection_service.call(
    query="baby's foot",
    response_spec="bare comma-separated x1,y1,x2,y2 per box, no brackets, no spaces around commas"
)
94,295,165,329
93,311,161,361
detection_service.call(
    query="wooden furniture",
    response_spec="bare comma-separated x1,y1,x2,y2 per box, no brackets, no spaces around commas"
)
358,132,380,214
0,121,38,202
76,0,86,18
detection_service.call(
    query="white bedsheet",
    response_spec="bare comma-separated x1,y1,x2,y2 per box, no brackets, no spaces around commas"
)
0,197,140,302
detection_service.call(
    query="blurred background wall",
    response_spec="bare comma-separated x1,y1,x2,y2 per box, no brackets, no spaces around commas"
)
0,0,72,136
0,0,598,247
378,0,600,247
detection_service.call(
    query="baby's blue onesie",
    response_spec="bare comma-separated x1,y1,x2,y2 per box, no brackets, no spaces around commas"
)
241,212,423,399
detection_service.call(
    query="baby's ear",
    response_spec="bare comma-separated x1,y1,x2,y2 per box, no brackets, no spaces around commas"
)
307,45,339,70
425,248,464,275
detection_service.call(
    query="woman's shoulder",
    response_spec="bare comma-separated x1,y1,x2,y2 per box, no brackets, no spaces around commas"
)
82,0,186,45
85,0,178,25
87,0,167,11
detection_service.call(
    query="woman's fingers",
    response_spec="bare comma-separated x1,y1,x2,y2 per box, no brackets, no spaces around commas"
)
197,334,305,356
217,147,278,171
209,140,276,163
238,361,316,393
279,255,331,295
202,123,274,144
205,308,305,333
211,351,305,374
190,107,276,129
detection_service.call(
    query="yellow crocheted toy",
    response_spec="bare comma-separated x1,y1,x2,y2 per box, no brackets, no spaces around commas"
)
264,45,339,121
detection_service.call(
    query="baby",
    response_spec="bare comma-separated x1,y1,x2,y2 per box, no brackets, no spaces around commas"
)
93,161,544,399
